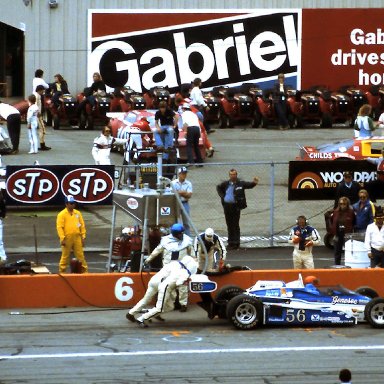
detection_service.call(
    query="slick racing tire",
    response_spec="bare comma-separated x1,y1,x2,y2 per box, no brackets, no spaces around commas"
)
365,298,384,328
323,233,334,250
355,286,379,299
53,114,60,130
215,285,244,319
226,294,263,330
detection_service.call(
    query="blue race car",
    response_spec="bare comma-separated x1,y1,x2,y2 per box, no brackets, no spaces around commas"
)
203,275,384,330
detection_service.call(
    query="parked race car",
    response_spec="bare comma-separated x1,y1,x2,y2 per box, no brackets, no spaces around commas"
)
198,275,384,330
297,137,384,161
107,110,206,162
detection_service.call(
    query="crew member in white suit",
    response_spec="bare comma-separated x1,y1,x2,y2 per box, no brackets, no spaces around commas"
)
126,255,198,327
145,223,193,312
91,125,128,165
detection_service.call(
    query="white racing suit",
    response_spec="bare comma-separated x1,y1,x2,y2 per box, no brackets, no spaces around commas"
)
146,234,193,306
91,134,127,165
129,256,198,322
288,225,321,269
194,233,227,272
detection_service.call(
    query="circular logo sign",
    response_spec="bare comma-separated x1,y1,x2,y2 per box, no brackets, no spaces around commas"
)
61,168,114,203
6,168,60,203
127,198,139,209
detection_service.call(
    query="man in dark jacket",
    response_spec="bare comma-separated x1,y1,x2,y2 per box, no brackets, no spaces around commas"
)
216,169,259,250
333,171,361,208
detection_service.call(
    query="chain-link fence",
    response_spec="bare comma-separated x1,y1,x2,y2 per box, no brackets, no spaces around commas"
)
113,161,334,248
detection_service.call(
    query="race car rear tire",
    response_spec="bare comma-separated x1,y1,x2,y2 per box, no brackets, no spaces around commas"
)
365,298,384,328
320,113,332,128
215,285,244,319
323,233,334,250
226,294,263,330
53,114,60,130
355,286,379,299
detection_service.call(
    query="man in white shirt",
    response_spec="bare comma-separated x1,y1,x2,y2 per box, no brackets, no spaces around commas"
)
364,206,384,268
189,77,214,133
181,103,203,165
171,166,193,236
0,101,21,154
32,69,49,94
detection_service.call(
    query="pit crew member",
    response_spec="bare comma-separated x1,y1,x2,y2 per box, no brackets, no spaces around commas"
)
194,227,226,272
288,215,321,269
91,124,128,165
144,223,193,312
126,255,198,327
56,195,88,273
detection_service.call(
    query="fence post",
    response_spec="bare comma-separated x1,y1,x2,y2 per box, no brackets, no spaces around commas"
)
269,162,275,247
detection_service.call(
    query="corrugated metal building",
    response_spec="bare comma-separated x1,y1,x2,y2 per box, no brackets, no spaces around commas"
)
0,0,381,97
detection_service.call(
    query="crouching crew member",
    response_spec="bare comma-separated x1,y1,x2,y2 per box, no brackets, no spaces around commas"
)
194,227,226,272
126,255,198,327
145,223,193,312
288,215,321,269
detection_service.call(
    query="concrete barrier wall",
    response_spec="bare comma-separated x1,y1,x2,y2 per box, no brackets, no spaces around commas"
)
1,269,384,309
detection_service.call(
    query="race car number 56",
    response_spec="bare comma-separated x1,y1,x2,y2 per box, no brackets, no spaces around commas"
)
286,309,306,322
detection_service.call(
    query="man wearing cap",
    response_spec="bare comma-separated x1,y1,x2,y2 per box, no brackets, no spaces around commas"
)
333,171,361,208
194,227,227,272
171,167,193,236
364,206,384,268
217,169,259,250
181,103,203,165
56,195,88,273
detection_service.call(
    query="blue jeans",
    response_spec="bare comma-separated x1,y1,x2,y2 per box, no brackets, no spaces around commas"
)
154,125,174,160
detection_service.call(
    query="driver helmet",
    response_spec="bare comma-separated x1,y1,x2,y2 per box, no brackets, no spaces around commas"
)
171,223,184,239
304,275,320,286
204,227,214,241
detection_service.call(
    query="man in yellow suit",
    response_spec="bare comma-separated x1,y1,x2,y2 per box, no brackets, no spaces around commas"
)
56,195,88,273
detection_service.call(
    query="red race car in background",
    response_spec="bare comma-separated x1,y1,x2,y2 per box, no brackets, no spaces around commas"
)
107,110,207,163
297,137,384,161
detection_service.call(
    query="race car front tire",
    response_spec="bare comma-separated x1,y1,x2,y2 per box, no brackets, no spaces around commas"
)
365,298,384,328
226,294,263,330
215,285,244,319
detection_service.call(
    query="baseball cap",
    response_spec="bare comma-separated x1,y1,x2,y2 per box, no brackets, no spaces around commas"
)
178,166,188,174
343,171,352,178
65,195,76,204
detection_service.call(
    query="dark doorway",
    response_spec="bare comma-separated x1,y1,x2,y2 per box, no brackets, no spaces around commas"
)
0,22,24,97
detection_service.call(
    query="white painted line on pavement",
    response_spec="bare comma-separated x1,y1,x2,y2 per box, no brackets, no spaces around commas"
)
2,345,384,360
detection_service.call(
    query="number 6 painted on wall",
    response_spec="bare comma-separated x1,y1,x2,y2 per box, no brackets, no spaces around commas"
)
114,277,134,301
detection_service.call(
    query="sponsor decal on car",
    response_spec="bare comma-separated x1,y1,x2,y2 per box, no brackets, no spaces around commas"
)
331,296,359,305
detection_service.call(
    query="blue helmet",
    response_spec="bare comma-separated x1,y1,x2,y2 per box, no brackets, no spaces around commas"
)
171,223,184,237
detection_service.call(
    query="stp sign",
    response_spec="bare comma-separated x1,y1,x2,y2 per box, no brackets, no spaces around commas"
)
6,168,60,204
61,168,114,203
5,165,115,206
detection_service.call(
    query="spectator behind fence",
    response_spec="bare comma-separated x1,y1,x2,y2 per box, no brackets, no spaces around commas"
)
216,169,259,250
364,206,384,268
333,171,361,208
352,189,375,233
288,215,321,269
330,197,356,265
339,368,352,383
354,103,375,138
